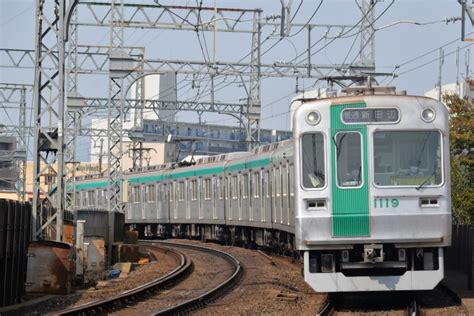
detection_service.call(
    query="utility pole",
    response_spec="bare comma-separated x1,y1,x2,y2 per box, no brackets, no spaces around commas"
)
32,0,77,241
357,0,376,73
437,48,445,101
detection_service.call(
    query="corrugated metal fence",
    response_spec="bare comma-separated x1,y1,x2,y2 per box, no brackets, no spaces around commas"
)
0,199,31,307
446,224,474,290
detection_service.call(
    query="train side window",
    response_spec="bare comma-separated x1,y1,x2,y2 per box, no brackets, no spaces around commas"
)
335,132,363,187
169,182,172,202
190,180,197,201
163,183,167,200
275,167,281,197
242,174,249,198
218,177,224,199
179,182,185,201
87,190,96,206
102,189,107,204
265,171,270,198
74,192,80,208
146,184,155,203
253,172,261,198
301,133,325,189
132,186,141,204
232,176,238,199
289,164,294,196
83,191,88,206
204,178,211,200
282,165,288,196
96,190,102,205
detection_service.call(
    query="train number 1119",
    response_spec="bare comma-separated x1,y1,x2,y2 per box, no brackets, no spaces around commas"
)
374,198,399,208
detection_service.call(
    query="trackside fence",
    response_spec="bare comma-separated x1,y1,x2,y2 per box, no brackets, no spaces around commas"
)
445,224,474,290
0,199,31,307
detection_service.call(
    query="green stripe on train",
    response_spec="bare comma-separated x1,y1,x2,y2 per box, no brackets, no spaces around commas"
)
330,103,370,237
74,181,109,190
225,158,271,172
126,157,271,184
75,157,272,189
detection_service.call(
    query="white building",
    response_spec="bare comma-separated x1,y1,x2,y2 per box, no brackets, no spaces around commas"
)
90,73,177,169
424,79,474,102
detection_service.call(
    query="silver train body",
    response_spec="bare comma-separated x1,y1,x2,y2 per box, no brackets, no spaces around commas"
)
72,88,451,292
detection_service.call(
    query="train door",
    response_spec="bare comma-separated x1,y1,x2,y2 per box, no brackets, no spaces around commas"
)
330,104,369,237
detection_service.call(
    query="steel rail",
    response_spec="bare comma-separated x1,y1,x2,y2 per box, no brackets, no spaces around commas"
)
142,241,243,316
54,244,191,316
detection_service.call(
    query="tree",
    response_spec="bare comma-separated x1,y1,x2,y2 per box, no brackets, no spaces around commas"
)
444,94,474,224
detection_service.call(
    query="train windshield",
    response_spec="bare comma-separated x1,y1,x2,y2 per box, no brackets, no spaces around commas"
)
301,133,325,188
335,132,363,187
373,131,442,187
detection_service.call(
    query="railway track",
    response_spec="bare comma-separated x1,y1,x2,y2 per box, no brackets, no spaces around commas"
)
54,241,242,315
145,241,243,315
316,284,467,316
54,243,191,315
317,292,419,316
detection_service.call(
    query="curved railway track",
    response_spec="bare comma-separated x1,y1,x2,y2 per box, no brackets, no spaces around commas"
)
146,241,243,315
55,241,242,316
55,243,191,315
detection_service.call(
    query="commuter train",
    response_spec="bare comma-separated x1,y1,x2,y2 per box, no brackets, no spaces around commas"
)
72,86,451,292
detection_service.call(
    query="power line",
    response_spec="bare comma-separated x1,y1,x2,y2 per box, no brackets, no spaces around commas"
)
288,0,323,37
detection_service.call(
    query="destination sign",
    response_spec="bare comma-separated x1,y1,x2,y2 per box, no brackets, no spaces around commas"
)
342,108,399,124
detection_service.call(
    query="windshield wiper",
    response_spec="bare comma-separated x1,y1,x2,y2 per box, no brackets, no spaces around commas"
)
416,164,437,190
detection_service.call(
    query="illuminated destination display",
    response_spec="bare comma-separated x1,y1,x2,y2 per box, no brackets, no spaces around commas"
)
342,108,399,124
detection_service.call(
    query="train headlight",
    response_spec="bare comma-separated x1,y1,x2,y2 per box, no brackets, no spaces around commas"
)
421,108,436,122
306,111,321,125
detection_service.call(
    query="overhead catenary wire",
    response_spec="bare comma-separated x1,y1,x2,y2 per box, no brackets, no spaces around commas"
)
287,0,323,38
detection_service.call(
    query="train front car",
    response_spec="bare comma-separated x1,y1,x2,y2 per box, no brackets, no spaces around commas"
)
293,87,451,292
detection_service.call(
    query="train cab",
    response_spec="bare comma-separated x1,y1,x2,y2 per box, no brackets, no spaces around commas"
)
292,86,451,292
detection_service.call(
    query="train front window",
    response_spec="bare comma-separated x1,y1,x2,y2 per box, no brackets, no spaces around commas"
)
301,133,325,188
335,132,363,187
373,131,442,187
